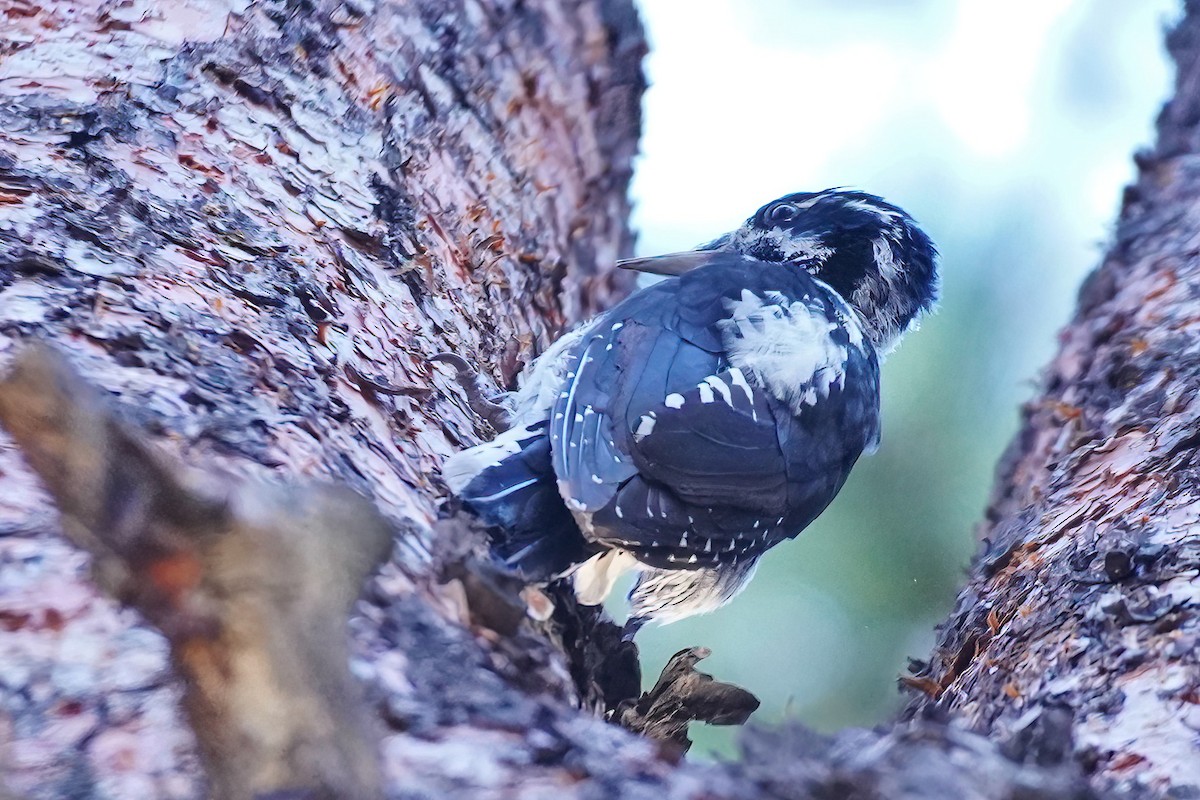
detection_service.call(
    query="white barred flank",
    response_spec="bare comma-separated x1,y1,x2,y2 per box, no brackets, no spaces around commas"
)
443,318,598,494
510,320,598,420
627,558,760,627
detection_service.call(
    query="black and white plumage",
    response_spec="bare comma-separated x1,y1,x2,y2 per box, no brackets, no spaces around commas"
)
441,189,939,636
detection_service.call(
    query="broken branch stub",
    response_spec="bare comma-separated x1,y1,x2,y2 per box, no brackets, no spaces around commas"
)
616,646,761,753
0,345,393,800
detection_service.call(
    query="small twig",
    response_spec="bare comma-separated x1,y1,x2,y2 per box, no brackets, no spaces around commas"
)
429,352,514,432
616,647,760,753
0,345,392,800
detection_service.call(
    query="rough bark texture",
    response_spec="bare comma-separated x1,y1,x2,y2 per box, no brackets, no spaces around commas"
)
904,4,1200,797
0,0,644,796
2,0,1199,798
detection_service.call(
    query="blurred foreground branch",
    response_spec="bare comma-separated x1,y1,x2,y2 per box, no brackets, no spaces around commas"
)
0,346,391,800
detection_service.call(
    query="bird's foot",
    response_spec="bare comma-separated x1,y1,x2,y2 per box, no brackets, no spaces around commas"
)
429,352,515,432
621,615,647,642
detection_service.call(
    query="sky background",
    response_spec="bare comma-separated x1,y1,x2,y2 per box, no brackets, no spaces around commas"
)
623,0,1179,756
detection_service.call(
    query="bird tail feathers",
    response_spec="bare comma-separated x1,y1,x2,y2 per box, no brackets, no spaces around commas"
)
446,422,595,582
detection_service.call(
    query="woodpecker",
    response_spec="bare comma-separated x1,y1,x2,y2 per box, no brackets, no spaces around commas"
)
440,189,939,638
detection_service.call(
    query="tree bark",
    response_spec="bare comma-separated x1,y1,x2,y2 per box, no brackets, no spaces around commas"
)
0,0,645,796
1,0,1198,798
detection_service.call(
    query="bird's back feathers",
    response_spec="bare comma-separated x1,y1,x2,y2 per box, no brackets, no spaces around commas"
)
450,254,880,586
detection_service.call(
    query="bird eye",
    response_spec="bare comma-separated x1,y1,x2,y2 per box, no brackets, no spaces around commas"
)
767,203,799,223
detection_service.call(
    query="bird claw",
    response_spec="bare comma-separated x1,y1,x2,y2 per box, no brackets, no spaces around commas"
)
429,352,515,432
621,615,647,642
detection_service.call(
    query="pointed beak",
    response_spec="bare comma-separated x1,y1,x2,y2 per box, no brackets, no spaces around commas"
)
616,250,716,276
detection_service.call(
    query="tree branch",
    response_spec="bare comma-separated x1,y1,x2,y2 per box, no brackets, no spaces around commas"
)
0,346,391,800
616,647,760,753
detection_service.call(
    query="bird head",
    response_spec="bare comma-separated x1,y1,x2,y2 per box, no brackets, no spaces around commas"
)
620,189,939,353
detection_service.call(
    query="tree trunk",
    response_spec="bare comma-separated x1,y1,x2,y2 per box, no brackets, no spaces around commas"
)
0,0,1197,798
0,0,644,795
